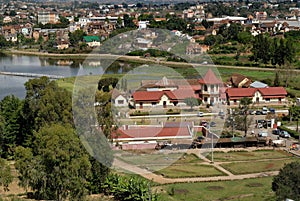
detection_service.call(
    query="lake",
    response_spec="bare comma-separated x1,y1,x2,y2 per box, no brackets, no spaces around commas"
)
0,54,109,100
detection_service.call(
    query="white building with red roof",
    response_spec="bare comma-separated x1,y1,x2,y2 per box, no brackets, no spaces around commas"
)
131,69,226,108
112,122,194,150
132,77,200,109
226,87,287,105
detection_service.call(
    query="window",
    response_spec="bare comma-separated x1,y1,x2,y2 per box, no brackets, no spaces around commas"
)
118,100,124,104
204,85,208,91
265,98,270,102
204,97,208,102
210,85,214,92
152,102,157,105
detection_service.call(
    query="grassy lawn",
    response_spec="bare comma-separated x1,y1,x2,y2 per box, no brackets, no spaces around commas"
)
217,68,275,81
158,177,275,201
154,163,224,178
117,153,201,167
204,150,291,162
220,158,298,175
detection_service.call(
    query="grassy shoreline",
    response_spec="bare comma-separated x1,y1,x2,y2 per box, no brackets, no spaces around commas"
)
0,49,287,70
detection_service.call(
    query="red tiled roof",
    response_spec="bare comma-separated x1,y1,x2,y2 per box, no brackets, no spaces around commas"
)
171,89,197,100
112,126,191,139
133,91,165,102
226,88,257,99
258,87,287,96
199,69,222,84
226,87,287,99
133,89,197,102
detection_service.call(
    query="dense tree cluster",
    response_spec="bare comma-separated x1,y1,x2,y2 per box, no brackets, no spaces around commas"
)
69,29,86,47
251,35,295,66
0,76,157,200
272,161,300,201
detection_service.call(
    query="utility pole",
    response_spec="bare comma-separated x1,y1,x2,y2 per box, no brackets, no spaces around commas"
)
208,125,214,163
148,182,151,201
231,116,235,138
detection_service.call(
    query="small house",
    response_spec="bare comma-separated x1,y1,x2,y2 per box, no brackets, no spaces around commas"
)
83,35,101,47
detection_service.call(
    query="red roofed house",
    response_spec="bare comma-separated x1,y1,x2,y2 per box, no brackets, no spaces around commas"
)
132,69,226,108
132,77,199,109
226,87,287,105
133,89,197,109
112,122,194,150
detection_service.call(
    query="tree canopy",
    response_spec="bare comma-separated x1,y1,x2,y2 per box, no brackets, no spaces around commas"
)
0,95,23,158
184,97,200,110
15,124,92,201
272,161,300,201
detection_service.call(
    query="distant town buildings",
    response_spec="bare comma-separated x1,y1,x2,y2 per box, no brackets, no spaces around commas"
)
38,11,58,25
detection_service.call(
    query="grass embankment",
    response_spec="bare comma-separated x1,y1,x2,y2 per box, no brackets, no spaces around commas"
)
154,164,224,178
153,153,224,178
159,177,275,201
221,159,297,175
204,150,298,175
205,150,291,162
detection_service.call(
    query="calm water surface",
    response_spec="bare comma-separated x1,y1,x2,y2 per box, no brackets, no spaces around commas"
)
0,55,107,100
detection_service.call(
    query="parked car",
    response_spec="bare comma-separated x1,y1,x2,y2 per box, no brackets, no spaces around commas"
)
197,112,204,117
249,110,255,115
269,108,275,114
272,129,280,135
258,132,268,137
218,111,225,118
255,111,262,115
261,110,268,115
280,130,291,138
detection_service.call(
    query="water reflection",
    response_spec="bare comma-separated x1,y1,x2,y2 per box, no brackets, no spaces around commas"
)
0,54,139,100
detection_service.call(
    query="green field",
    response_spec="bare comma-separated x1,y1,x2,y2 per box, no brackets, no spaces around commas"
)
159,177,275,201
117,153,203,167
117,152,184,166
220,159,298,175
204,150,291,162
154,163,224,178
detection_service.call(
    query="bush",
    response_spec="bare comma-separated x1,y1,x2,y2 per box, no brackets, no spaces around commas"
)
102,174,159,201
166,109,181,115
129,110,149,116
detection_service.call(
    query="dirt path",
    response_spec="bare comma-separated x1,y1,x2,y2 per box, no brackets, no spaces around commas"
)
112,158,278,184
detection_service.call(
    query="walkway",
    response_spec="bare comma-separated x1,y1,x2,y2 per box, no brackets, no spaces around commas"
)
112,148,281,184
0,71,65,79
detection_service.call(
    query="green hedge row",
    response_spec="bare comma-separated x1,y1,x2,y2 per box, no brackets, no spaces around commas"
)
130,109,181,116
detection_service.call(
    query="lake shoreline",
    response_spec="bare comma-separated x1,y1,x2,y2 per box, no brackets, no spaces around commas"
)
3,49,300,73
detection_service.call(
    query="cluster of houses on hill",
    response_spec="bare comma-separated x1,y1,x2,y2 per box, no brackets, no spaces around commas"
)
2,1,300,51
112,69,287,109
